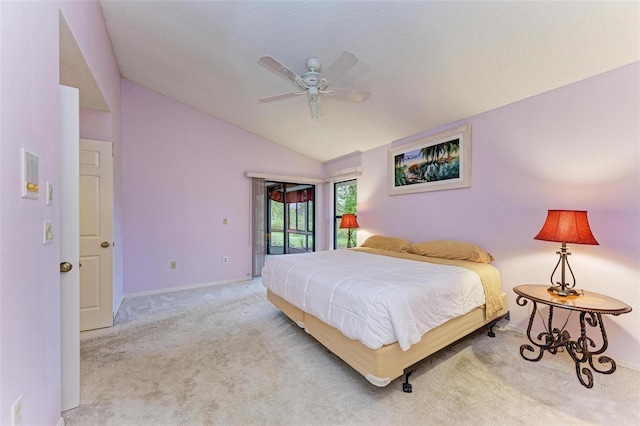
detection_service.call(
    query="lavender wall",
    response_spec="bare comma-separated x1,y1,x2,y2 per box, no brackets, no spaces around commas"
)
0,1,121,424
120,80,323,294
0,3,61,424
79,107,112,142
358,63,640,367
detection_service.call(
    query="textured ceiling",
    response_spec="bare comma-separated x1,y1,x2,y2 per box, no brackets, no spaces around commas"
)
60,13,110,111
98,1,639,162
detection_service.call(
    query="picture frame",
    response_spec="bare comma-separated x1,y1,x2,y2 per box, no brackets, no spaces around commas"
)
388,124,471,195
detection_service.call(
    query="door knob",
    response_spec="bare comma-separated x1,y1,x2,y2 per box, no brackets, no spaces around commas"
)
60,262,73,273
101,241,110,248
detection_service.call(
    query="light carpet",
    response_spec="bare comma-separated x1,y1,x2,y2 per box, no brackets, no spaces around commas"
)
63,279,640,425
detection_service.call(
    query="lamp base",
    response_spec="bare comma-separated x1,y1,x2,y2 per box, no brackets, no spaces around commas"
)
547,285,582,297
346,228,355,248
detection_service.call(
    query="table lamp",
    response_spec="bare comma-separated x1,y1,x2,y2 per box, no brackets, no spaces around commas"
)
339,214,360,248
534,209,598,297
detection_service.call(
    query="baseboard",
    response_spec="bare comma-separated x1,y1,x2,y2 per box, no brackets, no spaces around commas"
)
501,323,523,334
113,295,123,320
57,416,65,426
123,277,254,299
617,359,640,371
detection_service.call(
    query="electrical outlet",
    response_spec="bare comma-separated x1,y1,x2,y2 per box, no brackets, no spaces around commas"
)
222,218,228,225
12,396,22,426
170,261,177,270
222,256,229,264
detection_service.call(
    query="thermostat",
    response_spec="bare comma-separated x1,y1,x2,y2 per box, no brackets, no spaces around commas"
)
22,148,39,199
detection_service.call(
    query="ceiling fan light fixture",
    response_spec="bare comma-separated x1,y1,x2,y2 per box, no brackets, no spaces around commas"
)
309,96,322,121
307,87,322,120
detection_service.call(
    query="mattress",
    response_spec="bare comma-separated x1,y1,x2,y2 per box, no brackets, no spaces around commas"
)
261,249,490,351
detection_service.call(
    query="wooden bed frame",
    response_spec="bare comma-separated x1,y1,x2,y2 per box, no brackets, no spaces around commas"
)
267,289,509,390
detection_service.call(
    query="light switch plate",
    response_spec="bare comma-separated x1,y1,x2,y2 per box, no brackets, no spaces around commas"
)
11,395,22,426
43,221,53,245
45,181,53,205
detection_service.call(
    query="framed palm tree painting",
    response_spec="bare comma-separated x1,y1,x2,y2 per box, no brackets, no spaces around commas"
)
388,124,471,195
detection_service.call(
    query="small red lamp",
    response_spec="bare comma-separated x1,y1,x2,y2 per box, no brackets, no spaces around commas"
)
339,214,360,248
534,210,599,297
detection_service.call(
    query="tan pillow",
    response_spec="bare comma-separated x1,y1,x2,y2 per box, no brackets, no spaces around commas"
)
360,235,411,252
408,240,494,263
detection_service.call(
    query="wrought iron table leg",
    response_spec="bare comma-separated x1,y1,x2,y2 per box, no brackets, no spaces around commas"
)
517,296,550,361
517,296,619,389
565,312,616,388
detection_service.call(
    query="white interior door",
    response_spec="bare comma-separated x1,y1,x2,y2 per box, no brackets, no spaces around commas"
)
80,139,114,331
60,85,80,411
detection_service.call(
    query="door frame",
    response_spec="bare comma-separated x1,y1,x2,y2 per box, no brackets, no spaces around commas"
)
60,84,80,411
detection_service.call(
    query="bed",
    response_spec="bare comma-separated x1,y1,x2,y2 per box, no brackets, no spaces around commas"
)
261,236,509,391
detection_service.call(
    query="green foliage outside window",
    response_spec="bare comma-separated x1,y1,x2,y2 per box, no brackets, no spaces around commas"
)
270,200,284,231
336,183,357,216
335,180,357,249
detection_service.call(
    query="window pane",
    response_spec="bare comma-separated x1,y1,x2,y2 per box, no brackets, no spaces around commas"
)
271,231,284,248
336,219,349,249
288,233,306,250
308,200,314,232
270,200,283,230
298,202,307,232
336,181,357,216
288,203,297,230
335,180,357,249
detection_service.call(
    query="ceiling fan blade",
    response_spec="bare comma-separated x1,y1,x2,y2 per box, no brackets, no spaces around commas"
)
259,56,307,88
325,88,370,102
322,52,359,85
259,92,305,103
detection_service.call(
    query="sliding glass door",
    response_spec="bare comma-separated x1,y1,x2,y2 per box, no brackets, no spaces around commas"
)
266,182,315,255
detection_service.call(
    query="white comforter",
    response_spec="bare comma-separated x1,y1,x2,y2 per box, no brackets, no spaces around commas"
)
261,250,486,351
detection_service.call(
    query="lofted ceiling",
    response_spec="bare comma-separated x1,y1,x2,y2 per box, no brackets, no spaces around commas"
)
97,1,639,162
60,13,110,112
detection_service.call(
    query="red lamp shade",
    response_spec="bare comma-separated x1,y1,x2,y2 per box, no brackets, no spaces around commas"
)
533,210,599,245
339,214,360,229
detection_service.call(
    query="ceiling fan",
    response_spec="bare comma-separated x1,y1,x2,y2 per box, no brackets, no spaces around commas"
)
259,52,370,120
